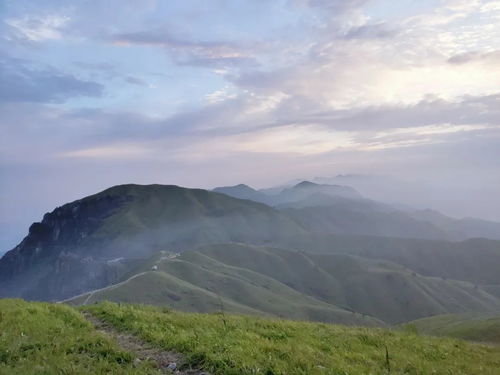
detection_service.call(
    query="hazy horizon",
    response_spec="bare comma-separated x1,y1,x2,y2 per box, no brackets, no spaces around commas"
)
1,0,500,252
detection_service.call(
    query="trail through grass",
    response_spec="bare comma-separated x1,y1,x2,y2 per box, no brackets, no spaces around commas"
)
0,299,160,375
86,302,500,375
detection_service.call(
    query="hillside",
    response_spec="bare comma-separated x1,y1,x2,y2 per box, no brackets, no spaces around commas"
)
65,249,381,326
409,209,500,241
404,313,500,344
87,302,500,374
0,184,305,301
0,299,160,375
284,233,500,286
66,244,500,324
3,299,500,375
282,201,447,240
3,183,500,327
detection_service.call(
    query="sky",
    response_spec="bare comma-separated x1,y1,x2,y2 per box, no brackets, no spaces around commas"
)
1,0,500,252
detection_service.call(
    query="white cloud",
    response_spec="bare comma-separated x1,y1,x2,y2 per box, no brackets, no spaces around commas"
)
205,87,237,104
6,14,70,41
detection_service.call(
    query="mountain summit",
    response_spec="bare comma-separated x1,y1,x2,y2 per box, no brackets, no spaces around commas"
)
0,184,304,301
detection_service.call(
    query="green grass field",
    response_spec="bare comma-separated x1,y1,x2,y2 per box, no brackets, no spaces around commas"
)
0,299,160,375
2,299,500,375
85,302,500,375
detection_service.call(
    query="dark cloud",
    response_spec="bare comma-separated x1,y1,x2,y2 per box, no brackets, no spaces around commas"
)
0,56,103,103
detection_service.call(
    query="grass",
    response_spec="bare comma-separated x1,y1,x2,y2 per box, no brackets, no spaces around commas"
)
0,299,159,375
3,298,500,374
85,302,500,375
403,313,500,344
67,243,500,326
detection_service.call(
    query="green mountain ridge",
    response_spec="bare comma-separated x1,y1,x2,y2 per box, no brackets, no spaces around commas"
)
66,243,500,325
0,184,306,301
214,181,500,241
3,183,500,327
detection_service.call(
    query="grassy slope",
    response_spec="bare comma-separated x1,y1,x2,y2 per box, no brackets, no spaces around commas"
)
404,314,500,344
70,271,265,317
66,244,500,325
185,244,500,323
86,302,500,375
94,184,307,254
67,264,379,327
0,299,159,375
285,234,500,286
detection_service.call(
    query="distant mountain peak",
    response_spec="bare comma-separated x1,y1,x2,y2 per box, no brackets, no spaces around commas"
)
233,183,255,190
214,183,255,191
294,181,319,189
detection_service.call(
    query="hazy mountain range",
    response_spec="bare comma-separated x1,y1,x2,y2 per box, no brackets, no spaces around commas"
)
2,181,500,326
214,181,500,241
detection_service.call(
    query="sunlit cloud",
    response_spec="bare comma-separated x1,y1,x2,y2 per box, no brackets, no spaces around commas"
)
58,144,152,159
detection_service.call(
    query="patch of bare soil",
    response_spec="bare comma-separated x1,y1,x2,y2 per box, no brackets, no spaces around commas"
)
83,312,209,375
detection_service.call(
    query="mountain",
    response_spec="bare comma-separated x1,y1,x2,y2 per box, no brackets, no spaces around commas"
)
66,243,500,324
212,184,271,204
3,182,500,327
282,200,448,240
272,181,363,205
284,234,500,287
409,209,500,241
0,184,305,301
404,313,500,344
214,181,363,207
215,180,500,242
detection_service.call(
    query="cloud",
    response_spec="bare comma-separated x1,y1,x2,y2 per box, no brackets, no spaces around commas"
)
448,50,500,65
294,0,370,13
111,29,255,68
0,56,103,103
72,61,116,72
58,144,152,159
290,93,500,132
343,22,399,39
124,76,150,86
5,14,69,41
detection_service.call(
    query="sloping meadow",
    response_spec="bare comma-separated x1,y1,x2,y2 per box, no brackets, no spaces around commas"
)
85,302,500,375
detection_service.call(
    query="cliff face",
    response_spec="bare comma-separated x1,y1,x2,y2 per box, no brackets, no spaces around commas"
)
0,193,129,300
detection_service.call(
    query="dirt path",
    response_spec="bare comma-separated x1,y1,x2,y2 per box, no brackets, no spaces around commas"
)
60,272,150,305
83,311,209,375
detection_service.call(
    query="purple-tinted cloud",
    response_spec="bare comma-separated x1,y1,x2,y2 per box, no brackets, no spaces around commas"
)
0,57,103,103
